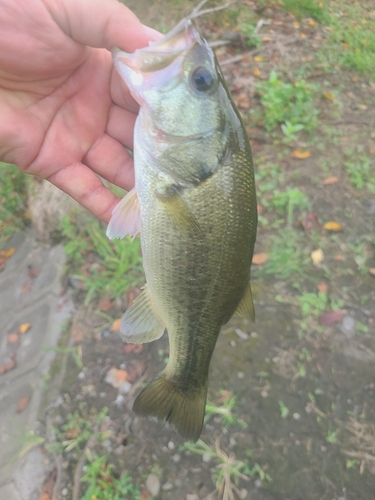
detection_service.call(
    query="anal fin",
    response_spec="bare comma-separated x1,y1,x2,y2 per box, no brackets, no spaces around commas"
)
235,282,255,322
120,285,165,343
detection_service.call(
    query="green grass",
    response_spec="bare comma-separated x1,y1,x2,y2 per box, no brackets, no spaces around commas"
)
261,229,310,279
298,291,327,318
81,456,142,500
0,163,29,244
344,156,375,193
61,213,144,304
280,0,329,22
256,71,319,134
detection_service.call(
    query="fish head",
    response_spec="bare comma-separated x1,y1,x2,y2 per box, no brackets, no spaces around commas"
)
113,19,228,139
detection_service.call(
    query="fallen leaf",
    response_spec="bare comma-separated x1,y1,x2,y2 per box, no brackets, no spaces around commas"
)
252,252,269,265
98,298,115,311
123,344,144,354
111,318,122,332
369,268,375,276
300,212,318,230
323,221,343,231
334,254,345,261
370,146,375,156
1,247,16,258
300,33,307,38
0,357,16,374
257,204,265,215
311,248,324,265
291,149,311,159
39,494,50,500
292,21,300,28
17,396,30,412
19,323,31,334
65,426,80,439
319,310,345,326
253,68,261,78
317,282,328,293
69,326,84,346
322,92,334,100
323,176,339,185
254,55,263,62
21,282,32,294
105,367,128,388
7,333,19,344
308,20,316,26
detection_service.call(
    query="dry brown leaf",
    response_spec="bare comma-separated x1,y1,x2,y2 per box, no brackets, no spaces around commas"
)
65,426,80,439
0,358,16,374
39,494,50,500
111,318,122,332
253,68,261,78
19,323,31,334
300,212,319,230
17,396,30,413
123,344,144,354
291,149,311,159
323,176,339,185
1,247,16,258
317,282,328,293
334,254,345,261
105,367,128,388
7,333,19,344
323,221,343,231
70,327,84,345
369,268,375,277
322,92,334,100
98,298,115,311
254,56,263,62
252,252,269,265
311,248,324,265
370,146,375,156
257,204,265,215
319,310,345,326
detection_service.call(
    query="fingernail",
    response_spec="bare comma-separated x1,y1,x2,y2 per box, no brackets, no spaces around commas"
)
143,25,163,41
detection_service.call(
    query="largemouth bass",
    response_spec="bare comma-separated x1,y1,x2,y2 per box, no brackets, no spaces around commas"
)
107,19,257,441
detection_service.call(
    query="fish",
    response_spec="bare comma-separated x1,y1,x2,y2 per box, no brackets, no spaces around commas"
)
107,18,257,442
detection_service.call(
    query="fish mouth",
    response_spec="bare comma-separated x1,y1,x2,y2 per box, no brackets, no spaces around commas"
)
113,19,199,74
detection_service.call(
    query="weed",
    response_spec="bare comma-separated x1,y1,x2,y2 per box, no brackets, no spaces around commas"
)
261,229,310,279
205,391,247,429
45,345,83,370
81,456,142,500
298,291,327,318
238,22,262,48
256,71,319,134
344,156,375,193
322,3,375,75
281,121,305,144
0,162,29,244
281,0,328,22
269,188,310,225
326,429,338,444
61,214,143,303
279,401,290,419
46,404,109,455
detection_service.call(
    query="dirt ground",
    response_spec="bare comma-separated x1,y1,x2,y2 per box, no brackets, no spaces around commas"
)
38,2,375,499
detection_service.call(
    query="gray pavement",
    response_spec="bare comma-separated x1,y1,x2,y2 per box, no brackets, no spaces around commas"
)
0,230,72,500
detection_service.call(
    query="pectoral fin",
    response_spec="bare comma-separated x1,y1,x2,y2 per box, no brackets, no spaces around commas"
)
120,285,165,343
106,187,140,240
155,185,201,236
235,282,255,322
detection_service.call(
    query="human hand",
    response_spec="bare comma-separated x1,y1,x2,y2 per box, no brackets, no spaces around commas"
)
0,0,160,222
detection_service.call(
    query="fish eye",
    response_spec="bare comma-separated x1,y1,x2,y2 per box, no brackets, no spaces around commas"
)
191,67,215,92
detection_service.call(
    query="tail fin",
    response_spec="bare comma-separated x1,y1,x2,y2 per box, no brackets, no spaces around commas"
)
133,373,208,442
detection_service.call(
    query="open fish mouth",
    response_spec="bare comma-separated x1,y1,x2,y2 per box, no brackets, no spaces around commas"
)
112,19,200,75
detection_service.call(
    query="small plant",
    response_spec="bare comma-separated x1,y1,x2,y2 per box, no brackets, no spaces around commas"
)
205,391,247,429
261,229,310,279
298,292,327,318
61,214,144,303
0,162,29,244
269,188,311,225
345,156,375,192
326,429,338,444
81,456,141,500
278,401,290,419
256,71,319,133
238,22,262,48
281,121,305,144
281,0,328,22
